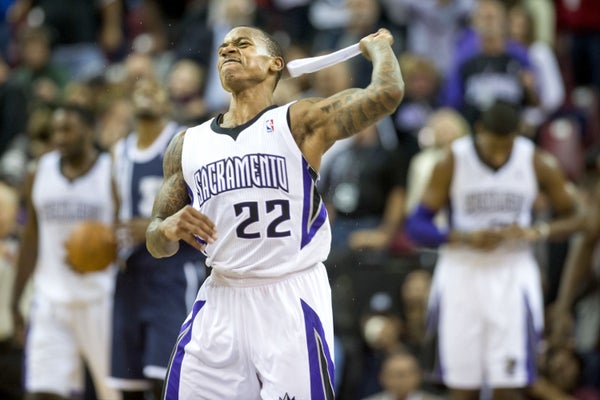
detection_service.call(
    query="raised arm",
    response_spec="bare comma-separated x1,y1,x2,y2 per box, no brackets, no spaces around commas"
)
146,131,217,258
289,28,404,169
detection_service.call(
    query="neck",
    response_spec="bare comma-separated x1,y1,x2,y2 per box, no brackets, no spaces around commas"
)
61,146,98,179
480,36,505,55
135,117,167,149
221,87,275,128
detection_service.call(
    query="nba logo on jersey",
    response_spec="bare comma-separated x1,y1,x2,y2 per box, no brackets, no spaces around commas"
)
266,119,274,133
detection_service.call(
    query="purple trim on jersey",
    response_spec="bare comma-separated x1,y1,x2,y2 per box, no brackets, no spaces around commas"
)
301,158,327,249
524,294,539,384
301,299,335,400
185,182,194,205
164,300,205,400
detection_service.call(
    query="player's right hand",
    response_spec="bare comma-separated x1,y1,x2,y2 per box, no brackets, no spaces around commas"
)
160,205,217,252
359,28,394,61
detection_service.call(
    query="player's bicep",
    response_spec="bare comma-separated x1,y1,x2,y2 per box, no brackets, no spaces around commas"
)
535,150,578,216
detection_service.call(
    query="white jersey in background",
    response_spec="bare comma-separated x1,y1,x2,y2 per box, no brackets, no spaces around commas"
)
31,151,116,303
182,102,331,279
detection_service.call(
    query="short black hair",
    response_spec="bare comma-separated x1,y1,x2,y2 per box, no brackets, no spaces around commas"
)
253,27,285,86
479,100,520,136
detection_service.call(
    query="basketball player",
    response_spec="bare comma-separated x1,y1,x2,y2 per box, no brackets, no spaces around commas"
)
10,104,120,400
108,78,206,400
405,100,584,400
145,26,404,399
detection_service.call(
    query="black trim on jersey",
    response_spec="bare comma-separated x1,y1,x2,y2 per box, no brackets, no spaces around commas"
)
211,105,278,140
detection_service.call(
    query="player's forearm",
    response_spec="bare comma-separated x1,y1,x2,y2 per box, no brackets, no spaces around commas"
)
146,218,180,258
11,234,37,315
365,42,404,116
555,231,596,312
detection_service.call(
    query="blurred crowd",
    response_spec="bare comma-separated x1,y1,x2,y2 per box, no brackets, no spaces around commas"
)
0,0,599,399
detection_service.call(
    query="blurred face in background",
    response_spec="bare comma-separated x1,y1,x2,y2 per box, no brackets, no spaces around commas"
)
472,0,507,40
51,109,92,160
379,353,421,398
132,79,170,120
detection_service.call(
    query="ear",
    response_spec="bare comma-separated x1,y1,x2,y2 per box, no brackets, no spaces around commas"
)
270,56,284,74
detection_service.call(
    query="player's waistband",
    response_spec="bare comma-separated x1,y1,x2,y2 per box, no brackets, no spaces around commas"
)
209,263,325,288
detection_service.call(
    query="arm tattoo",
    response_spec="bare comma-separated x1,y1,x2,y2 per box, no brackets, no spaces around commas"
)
322,43,404,139
152,131,189,220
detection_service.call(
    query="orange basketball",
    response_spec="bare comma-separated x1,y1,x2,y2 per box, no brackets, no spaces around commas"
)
65,220,117,273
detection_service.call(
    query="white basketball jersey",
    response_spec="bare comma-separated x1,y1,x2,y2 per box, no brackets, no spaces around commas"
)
182,103,331,278
32,151,116,303
441,134,538,260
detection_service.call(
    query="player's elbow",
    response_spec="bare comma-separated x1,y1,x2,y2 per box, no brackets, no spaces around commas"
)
405,204,447,248
382,82,404,114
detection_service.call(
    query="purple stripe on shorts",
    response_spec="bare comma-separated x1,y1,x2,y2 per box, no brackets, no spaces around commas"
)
426,292,445,382
524,294,540,384
301,299,335,400
164,300,205,400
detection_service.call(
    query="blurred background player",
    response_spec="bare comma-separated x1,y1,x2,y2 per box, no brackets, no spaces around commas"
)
406,100,584,400
108,78,206,400
10,103,120,400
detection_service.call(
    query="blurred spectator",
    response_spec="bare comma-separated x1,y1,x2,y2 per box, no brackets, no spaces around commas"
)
256,0,313,47
361,349,445,400
360,312,407,398
382,0,475,76
391,53,442,159
8,0,124,81
9,25,68,105
508,3,565,137
0,102,53,185
443,0,539,126
0,180,22,400
555,0,600,93
320,121,409,255
0,56,27,159
399,269,433,356
529,346,600,400
175,0,257,115
0,0,14,59
96,94,133,151
405,108,469,217
312,0,402,89
166,58,210,126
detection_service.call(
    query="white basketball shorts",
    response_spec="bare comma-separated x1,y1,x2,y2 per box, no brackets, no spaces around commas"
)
163,263,335,400
428,249,544,389
25,293,120,399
